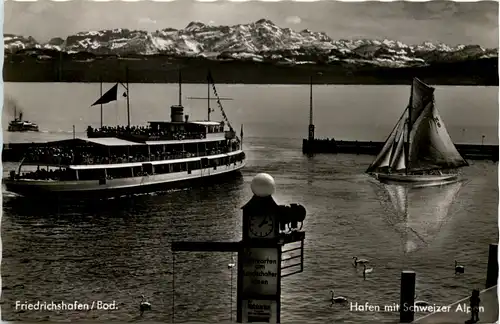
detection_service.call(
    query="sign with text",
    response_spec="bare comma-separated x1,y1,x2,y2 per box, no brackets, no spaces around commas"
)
242,247,279,295
242,299,277,323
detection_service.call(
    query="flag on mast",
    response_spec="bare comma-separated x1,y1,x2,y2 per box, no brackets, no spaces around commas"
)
240,124,243,139
91,83,119,106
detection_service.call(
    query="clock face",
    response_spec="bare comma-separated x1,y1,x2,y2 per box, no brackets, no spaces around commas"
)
249,214,274,238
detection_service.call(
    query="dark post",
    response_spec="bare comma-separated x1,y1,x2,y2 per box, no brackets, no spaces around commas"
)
400,270,416,323
308,75,314,142
486,243,498,289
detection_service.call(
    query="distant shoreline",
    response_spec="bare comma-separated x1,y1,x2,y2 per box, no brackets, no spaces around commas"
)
3,56,498,86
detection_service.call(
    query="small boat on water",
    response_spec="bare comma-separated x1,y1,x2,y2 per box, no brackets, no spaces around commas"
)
7,111,39,132
366,77,468,186
3,71,246,199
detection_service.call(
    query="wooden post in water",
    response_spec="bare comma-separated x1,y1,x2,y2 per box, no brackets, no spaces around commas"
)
400,270,416,323
486,243,498,289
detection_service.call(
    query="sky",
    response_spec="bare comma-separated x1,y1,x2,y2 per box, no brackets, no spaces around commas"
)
4,0,499,48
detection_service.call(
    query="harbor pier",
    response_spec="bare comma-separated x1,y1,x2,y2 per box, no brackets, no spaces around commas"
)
302,76,498,161
302,138,499,161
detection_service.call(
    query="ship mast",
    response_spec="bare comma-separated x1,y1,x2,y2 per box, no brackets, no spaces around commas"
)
186,72,233,121
178,69,182,106
207,75,211,120
126,66,130,128
100,75,103,128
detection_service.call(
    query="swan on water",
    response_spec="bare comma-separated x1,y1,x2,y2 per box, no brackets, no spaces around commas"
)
330,290,348,304
140,295,151,316
352,257,369,267
455,260,465,274
363,264,373,280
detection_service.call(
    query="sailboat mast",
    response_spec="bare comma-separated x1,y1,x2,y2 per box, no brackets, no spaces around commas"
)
126,67,130,128
100,75,103,128
405,81,413,175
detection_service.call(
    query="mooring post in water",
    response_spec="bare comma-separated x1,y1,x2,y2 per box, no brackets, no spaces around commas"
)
486,243,498,289
400,270,416,323
171,173,307,323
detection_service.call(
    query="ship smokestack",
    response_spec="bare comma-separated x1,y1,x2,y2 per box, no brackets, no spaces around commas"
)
185,114,189,123
170,105,184,123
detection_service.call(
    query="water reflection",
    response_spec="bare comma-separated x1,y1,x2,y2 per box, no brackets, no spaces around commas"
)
373,180,466,253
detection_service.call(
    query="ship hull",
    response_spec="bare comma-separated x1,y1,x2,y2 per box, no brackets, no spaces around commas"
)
7,124,39,132
3,160,245,200
373,173,459,187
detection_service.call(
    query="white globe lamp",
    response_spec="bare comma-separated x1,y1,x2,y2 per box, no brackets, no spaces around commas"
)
251,173,275,197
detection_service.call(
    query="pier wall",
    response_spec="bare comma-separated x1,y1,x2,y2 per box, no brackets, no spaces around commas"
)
302,139,499,161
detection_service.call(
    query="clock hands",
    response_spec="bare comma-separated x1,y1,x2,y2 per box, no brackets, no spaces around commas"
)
258,217,269,228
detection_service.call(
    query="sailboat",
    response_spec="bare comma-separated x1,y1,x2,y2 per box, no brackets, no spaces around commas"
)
366,78,468,186
375,180,464,253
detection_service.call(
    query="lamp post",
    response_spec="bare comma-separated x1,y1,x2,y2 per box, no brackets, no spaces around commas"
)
171,173,306,323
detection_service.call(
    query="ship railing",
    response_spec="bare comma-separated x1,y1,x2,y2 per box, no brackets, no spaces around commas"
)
87,128,207,141
20,147,240,167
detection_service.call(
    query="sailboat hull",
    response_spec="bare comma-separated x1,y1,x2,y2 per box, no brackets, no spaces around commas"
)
373,173,459,187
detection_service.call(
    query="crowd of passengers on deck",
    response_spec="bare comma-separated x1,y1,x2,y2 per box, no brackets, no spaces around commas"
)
87,125,207,140
23,142,240,166
17,168,74,181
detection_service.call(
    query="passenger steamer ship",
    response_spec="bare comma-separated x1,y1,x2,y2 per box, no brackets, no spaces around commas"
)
3,72,246,198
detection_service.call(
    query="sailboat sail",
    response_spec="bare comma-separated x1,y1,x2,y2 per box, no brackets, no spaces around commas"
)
389,121,406,171
407,99,469,172
378,181,464,253
366,117,403,172
367,77,468,174
409,78,434,127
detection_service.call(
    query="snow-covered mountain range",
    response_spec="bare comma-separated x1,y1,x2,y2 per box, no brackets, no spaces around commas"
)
4,19,498,68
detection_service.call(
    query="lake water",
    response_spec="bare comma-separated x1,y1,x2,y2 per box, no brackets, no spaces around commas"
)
1,83,498,323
